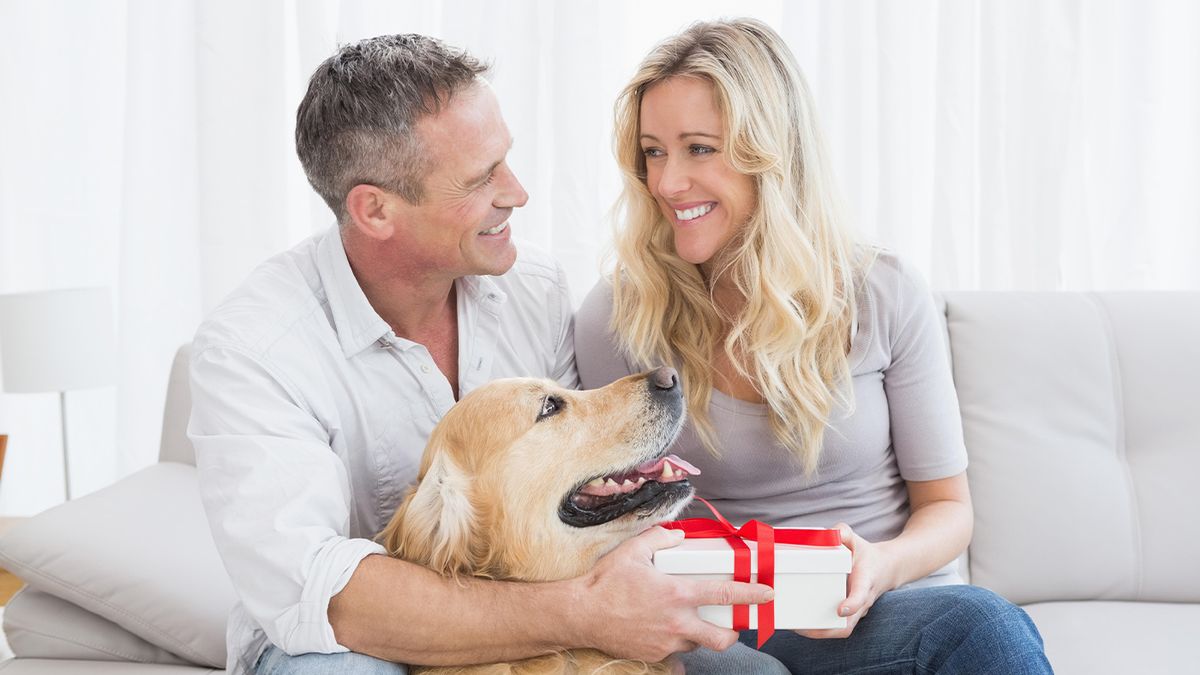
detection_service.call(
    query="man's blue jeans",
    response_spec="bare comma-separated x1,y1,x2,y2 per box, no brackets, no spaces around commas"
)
256,645,407,674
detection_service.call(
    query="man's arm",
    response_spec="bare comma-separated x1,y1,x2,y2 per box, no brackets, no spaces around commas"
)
331,527,775,666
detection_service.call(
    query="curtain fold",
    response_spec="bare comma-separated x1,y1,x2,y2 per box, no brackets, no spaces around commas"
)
1,0,1197,514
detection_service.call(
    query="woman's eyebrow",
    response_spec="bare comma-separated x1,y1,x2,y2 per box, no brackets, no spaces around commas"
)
639,131,721,142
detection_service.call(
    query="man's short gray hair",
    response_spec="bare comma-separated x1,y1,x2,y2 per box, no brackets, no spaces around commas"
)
296,34,489,223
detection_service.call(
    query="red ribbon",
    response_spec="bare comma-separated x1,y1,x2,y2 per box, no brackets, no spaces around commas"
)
662,498,842,647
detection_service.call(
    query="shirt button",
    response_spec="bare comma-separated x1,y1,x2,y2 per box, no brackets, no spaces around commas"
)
421,364,431,374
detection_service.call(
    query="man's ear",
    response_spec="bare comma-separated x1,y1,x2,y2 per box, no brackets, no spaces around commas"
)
344,184,399,240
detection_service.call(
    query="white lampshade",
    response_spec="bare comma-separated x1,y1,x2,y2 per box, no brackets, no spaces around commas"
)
0,287,116,393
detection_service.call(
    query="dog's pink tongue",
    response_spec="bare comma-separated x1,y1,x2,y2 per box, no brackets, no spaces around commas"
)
636,454,701,476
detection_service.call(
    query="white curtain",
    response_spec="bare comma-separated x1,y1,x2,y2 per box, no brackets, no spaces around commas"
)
1,0,1197,514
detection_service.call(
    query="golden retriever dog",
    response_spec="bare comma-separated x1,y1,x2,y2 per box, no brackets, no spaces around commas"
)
379,367,698,674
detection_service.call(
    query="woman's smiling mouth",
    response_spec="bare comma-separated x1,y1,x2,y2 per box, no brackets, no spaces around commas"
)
673,202,716,222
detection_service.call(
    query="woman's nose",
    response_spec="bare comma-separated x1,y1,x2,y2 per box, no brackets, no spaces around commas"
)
655,157,691,198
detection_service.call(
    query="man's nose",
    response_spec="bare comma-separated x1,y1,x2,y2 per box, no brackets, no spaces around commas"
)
496,163,528,209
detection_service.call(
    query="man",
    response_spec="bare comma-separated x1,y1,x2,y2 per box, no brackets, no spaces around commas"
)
189,34,774,675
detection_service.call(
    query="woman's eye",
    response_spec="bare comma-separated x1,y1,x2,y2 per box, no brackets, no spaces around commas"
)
690,145,715,155
537,396,562,420
641,147,664,158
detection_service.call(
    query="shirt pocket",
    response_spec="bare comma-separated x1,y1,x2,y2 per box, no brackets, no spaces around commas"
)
369,402,431,528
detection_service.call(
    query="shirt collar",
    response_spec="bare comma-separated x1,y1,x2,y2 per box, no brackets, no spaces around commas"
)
456,273,508,311
316,225,392,358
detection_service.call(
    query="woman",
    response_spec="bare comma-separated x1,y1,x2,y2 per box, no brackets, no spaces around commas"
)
575,18,1051,674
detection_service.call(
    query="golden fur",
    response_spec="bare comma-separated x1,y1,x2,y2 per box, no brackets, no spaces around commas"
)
379,371,690,674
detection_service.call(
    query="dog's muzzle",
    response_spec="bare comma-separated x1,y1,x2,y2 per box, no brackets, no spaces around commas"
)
558,367,694,528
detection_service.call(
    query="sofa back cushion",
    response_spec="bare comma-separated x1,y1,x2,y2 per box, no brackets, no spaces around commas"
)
160,344,196,466
943,291,1200,605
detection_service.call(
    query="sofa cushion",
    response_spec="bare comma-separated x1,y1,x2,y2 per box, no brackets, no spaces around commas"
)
944,292,1200,605
1022,600,1200,675
0,462,236,668
160,344,196,466
2,587,189,665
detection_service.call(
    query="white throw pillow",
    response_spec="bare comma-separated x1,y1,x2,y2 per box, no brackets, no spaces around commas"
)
0,462,235,667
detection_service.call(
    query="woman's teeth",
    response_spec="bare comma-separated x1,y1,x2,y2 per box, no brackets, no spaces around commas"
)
480,223,508,235
674,203,714,221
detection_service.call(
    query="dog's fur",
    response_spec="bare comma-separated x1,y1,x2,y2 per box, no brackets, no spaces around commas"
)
379,370,692,674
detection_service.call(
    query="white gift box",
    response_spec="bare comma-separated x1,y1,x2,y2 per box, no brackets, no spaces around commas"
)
654,537,852,630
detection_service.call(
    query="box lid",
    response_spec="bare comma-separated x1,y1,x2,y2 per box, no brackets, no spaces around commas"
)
653,537,851,574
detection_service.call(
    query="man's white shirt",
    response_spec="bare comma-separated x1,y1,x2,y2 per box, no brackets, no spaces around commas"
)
188,225,578,674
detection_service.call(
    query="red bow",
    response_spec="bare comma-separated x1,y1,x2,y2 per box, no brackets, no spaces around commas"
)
662,498,842,647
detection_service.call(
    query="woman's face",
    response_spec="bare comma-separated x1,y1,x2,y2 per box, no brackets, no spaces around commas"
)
639,76,756,268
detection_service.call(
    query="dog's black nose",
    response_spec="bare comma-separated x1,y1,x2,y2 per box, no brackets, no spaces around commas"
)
649,366,678,390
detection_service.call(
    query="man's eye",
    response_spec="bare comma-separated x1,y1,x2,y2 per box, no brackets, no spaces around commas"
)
537,396,562,421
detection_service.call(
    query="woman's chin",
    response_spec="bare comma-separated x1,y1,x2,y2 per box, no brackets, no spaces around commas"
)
673,241,717,266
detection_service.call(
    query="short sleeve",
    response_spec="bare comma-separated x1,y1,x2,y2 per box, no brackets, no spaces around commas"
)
574,279,638,389
880,259,969,481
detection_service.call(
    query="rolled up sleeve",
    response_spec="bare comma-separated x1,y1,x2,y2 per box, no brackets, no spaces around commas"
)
188,345,385,656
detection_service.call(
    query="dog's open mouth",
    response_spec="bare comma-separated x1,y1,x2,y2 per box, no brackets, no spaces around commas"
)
558,455,700,528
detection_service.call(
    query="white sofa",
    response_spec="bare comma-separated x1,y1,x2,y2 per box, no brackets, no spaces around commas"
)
1,291,1197,674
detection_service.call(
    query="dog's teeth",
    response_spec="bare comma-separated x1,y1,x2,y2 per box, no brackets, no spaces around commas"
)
662,463,675,479
587,478,604,488
636,476,646,486
622,479,634,487
605,478,619,488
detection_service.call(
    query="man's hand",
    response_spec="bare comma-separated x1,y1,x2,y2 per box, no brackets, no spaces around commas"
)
568,526,775,662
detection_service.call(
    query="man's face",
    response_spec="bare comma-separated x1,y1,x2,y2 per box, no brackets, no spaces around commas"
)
393,82,528,278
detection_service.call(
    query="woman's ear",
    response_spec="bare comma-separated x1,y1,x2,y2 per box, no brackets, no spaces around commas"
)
344,184,398,240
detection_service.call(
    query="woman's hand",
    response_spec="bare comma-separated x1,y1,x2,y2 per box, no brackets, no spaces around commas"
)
795,523,898,639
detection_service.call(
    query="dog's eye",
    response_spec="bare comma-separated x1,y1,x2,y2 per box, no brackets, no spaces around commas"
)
537,395,563,421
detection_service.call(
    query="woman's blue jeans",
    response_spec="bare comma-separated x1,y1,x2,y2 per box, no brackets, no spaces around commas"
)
681,584,1053,674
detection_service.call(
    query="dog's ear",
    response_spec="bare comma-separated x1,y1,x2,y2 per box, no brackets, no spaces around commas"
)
379,450,481,578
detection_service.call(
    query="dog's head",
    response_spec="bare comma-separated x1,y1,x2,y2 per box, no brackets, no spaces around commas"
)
380,368,693,582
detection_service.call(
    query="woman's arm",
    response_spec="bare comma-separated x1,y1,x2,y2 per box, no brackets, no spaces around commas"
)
799,473,973,639
879,472,973,587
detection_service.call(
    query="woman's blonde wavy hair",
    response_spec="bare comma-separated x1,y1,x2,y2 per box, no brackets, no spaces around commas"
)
611,18,873,473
